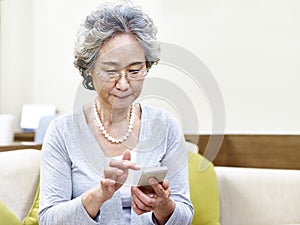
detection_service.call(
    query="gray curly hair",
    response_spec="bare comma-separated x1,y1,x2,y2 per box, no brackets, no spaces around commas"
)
73,1,160,90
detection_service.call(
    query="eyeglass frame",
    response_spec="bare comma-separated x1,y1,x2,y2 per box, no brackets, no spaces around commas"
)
92,62,148,82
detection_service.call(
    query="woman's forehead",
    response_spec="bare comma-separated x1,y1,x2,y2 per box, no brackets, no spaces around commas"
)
97,33,145,63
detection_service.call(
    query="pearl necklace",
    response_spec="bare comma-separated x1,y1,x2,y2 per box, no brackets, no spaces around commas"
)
93,102,135,144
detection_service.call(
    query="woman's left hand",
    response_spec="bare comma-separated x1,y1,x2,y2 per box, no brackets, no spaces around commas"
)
131,178,175,224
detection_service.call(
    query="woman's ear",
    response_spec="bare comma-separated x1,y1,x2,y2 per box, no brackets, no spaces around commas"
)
84,74,95,90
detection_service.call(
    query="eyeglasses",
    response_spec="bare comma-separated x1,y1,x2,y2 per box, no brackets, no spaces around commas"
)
94,67,148,81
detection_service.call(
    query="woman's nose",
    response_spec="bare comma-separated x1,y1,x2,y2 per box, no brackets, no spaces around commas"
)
115,74,130,90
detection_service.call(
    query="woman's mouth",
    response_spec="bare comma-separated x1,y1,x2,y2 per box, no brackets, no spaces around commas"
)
114,95,130,99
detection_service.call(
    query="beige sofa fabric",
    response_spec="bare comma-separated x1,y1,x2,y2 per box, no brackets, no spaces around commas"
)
215,166,300,225
0,149,40,220
1,149,300,225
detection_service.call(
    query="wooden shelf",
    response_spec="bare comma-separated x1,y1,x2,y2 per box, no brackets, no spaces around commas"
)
185,134,300,170
14,132,35,142
0,142,42,152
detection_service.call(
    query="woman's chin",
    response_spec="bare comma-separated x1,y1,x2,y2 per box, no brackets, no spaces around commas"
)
110,96,134,108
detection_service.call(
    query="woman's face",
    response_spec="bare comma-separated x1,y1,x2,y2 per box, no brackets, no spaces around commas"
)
91,33,146,110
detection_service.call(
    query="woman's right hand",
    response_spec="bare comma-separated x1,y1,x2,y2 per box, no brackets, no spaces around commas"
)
103,150,139,194
82,150,139,218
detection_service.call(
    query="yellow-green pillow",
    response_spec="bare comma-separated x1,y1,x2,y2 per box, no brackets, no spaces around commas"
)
188,151,220,225
0,200,22,225
22,184,39,225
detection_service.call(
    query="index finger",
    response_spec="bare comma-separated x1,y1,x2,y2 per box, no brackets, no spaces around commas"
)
109,159,140,170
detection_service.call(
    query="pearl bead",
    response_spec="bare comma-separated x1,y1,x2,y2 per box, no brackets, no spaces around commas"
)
93,101,135,144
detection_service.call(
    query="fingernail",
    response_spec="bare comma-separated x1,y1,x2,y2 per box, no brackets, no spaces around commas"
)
132,163,140,169
148,194,154,198
109,179,116,185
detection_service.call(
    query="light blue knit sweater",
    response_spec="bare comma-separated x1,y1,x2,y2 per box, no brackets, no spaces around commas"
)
38,104,193,225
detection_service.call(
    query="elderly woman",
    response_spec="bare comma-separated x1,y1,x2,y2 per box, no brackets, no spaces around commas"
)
38,2,193,225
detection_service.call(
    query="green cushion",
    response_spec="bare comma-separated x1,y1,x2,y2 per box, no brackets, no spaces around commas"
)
188,151,220,225
22,184,39,225
0,200,22,225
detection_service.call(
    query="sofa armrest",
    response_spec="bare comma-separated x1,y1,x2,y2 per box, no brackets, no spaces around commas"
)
215,166,300,225
0,149,41,220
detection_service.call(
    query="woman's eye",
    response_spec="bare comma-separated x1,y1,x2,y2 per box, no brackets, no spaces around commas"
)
129,70,140,74
106,70,118,75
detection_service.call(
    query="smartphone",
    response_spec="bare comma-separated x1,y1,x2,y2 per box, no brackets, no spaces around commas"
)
137,166,168,194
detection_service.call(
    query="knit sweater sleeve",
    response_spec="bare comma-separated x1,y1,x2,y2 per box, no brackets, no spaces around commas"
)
38,119,101,225
154,112,194,225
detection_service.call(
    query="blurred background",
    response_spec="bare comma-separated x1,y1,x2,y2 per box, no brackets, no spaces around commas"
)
0,0,299,134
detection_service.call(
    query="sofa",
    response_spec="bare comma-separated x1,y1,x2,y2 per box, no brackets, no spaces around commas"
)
1,148,300,225
0,149,40,225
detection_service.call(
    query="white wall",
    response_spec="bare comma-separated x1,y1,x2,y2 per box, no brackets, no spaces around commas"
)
1,0,299,133
0,0,34,127
31,0,99,113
